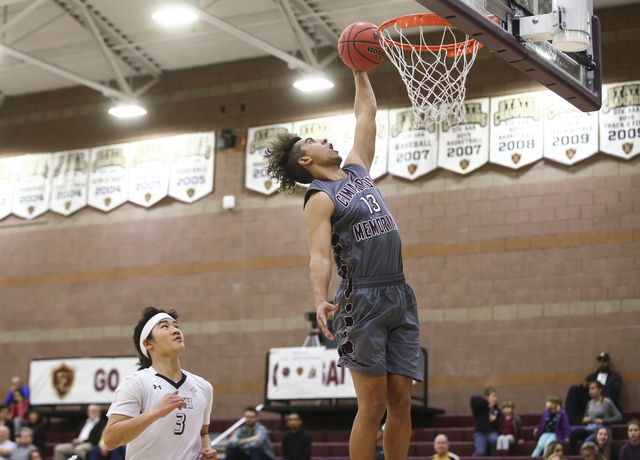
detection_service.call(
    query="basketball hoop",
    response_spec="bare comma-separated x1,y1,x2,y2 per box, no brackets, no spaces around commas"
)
378,14,485,129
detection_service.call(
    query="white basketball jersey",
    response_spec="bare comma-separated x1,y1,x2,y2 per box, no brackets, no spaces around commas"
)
107,367,213,460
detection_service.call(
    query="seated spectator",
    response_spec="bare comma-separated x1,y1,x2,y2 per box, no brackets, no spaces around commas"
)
428,434,460,460
569,381,622,455
27,452,42,460
497,400,524,454
282,413,311,460
8,427,37,460
566,353,622,425
619,419,640,460
544,441,565,460
0,406,14,441
532,395,571,457
4,379,28,407
375,427,384,460
87,431,125,460
0,425,16,459
53,404,106,460
582,442,607,460
594,426,618,460
226,407,275,460
471,388,502,456
23,411,45,454
8,391,28,433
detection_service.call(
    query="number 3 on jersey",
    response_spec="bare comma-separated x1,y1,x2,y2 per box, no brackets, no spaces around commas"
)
174,412,186,435
360,194,381,215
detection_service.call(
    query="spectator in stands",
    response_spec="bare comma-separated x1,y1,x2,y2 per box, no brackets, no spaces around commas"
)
375,427,384,460
594,426,618,460
619,419,640,460
471,388,502,456
0,406,14,441
428,434,460,460
282,413,311,460
4,379,28,407
497,400,524,454
53,404,106,460
87,430,125,460
226,407,275,460
569,381,622,455
27,452,42,460
532,395,571,457
544,441,565,460
581,442,607,460
8,427,37,460
0,425,16,459
8,391,28,432
23,411,45,454
566,353,622,425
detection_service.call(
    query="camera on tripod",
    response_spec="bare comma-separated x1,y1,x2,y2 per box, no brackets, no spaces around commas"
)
305,312,318,329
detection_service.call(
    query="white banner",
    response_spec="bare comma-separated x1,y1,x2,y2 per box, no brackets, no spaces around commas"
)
129,138,171,207
88,144,130,212
12,153,52,220
0,157,14,220
336,110,389,180
50,149,89,216
544,92,599,165
266,347,356,400
438,98,490,174
245,123,291,195
490,92,544,168
599,81,640,159
169,132,215,203
388,107,438,180
29,357,138,405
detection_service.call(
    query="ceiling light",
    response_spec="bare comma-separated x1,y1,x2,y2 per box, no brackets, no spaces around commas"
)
293,76,334,92
108,104,147,118
152,7,198,25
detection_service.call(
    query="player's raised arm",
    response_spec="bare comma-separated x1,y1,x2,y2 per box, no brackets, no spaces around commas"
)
344,70,377,171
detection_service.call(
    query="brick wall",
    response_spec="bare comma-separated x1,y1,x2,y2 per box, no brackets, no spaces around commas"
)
0,5,638,418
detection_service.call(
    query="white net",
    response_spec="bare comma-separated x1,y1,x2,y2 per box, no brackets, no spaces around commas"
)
379,17,481,130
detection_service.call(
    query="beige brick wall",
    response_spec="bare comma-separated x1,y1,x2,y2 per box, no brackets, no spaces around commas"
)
0,5,638,418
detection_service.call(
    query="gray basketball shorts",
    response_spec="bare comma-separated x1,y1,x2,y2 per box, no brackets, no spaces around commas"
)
333,273,424,381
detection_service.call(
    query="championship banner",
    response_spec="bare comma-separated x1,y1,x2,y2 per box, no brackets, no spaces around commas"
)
336,110,389,180
544,92,599,165
169,132,215,203
0,157,14,220
50,149,89,216
12,153,52,220
245,123,291,195
438,98,490,174
388,107,438,180
266,347,356,400
599,80,640,159
129,137,171,207
29,357,138,405
490,92,544,169
88,143,130,212
293,116,342,187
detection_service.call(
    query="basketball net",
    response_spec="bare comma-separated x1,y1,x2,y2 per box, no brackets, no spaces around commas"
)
378,14,483,130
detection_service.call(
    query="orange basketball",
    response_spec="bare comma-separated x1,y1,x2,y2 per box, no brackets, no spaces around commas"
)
338,22,384,72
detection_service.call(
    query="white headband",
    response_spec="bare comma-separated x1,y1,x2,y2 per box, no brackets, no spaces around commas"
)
140,313,173,358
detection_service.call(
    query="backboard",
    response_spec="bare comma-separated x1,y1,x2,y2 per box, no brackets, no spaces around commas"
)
414,0,602,112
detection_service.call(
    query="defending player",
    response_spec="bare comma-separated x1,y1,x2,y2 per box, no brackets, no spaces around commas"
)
264,70,423,460
103,307,216,460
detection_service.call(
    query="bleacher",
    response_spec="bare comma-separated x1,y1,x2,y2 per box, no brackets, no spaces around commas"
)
42,410,639,460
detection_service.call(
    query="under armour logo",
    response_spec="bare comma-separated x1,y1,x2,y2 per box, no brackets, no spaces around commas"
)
153,384,162,389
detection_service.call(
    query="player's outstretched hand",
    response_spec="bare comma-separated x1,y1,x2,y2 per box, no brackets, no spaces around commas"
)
316,301,338,341
198,448,217,459
154,391,187,418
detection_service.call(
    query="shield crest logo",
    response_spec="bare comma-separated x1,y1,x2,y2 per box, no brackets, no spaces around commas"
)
144,193,151,202
52,364,75,400
622,142,633,155
511,153,521,164
566,148,576,160
187,188,195,198
264,180,272,191
104,197,111,207
407,164,417,175
460,159,470,170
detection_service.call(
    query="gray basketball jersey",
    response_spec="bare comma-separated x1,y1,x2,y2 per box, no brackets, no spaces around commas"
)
304,163,403,279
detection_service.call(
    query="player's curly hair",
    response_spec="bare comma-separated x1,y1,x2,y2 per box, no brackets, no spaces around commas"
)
264,129,314,194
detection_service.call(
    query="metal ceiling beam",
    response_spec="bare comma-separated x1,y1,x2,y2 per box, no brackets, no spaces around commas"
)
0,42,131,100
273,0,318,67
187,3,322,75
290,0,339,44
0,0,47,35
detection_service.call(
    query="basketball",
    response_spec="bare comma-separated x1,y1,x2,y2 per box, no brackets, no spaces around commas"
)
338,22,384,72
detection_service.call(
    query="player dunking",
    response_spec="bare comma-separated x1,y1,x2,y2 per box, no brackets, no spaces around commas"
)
264,70,423,460
103,307,216,460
